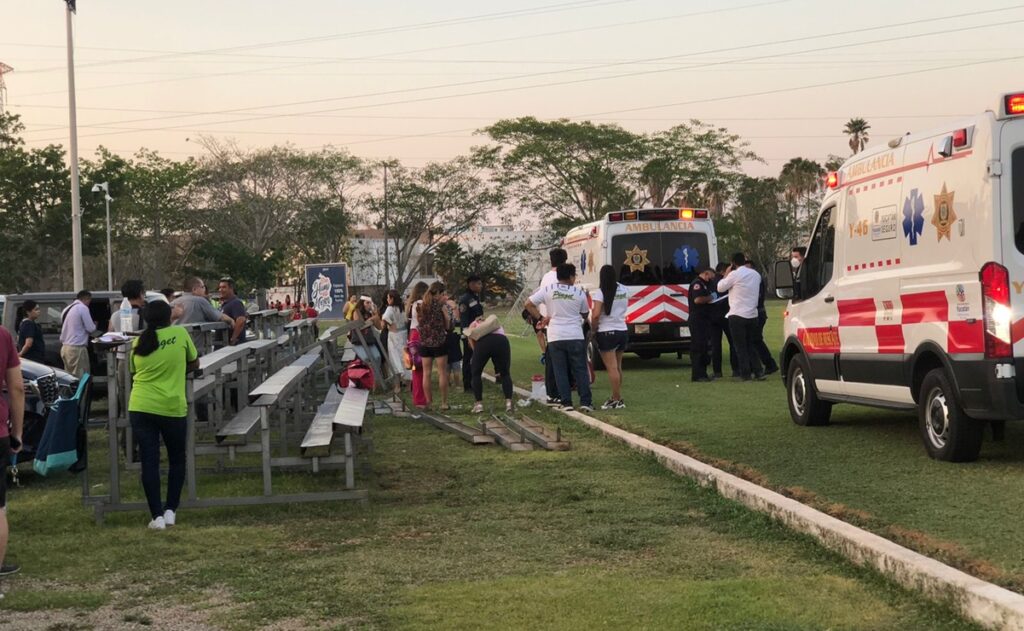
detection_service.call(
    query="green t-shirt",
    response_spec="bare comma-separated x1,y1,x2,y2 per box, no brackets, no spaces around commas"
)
129,326,198,418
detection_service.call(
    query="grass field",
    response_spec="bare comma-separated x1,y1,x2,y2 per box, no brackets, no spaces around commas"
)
501,301,1024,591
1,379,978,629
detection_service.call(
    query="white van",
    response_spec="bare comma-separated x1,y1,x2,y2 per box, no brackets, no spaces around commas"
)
774,91,1024,462
560,208,718,366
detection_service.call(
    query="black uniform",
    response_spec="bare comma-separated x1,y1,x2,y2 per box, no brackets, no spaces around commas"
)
458,289,484,392
710,281,739,377
688,277,713,381
752,275,779,373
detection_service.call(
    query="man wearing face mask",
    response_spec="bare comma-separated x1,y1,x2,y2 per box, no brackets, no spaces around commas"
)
791,246,806,270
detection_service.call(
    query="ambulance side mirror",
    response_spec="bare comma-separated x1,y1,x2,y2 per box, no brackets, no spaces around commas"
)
774,259,795,300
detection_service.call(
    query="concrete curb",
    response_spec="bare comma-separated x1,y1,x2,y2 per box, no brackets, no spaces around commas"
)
503,380,1024,630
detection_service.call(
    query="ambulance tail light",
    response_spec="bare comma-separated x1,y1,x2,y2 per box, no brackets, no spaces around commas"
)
981,262,1012,359
826,172,839,189
609,212,623,222
952,128,968,148
693,209,709,219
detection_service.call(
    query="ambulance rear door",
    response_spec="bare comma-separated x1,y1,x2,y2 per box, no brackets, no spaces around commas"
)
1000,115,1024,362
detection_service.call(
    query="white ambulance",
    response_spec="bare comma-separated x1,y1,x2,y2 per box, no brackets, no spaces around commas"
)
560,208,718,367
774,91,1024,462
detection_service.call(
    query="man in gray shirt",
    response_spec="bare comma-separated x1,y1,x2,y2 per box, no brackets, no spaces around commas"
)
173,278,234,326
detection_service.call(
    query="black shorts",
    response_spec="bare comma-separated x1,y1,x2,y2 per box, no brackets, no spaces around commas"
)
420,345,447,359
0,437,9,508
596,330,628,353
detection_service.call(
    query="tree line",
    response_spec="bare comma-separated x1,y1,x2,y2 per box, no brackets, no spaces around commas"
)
0,111,869,295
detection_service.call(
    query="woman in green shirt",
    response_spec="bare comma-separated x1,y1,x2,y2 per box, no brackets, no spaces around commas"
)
129,301,199,530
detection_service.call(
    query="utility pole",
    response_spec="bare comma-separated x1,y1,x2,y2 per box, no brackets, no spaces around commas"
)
383,163,390,289
65,0,84,291
0,63,13,115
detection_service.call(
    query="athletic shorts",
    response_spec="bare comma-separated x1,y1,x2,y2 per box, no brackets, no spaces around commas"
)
419,345,447,359
0,437,9,508
596,330,628,353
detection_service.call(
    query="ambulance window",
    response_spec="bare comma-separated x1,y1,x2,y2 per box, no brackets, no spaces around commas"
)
799,205,836,300
1014,148,1024,253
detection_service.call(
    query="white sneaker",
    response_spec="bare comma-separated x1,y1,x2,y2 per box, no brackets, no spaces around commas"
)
163,509,176,526
148,516,166,530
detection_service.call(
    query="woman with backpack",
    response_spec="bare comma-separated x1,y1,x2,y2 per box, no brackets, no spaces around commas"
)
128,301,199,530
416,282,451,411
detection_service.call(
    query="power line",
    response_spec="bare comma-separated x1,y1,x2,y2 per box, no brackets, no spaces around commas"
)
13,1,789,99
26,9,1023,144
15,0,642,75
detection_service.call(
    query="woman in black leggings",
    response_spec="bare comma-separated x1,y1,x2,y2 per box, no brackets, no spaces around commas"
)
467,318,513,414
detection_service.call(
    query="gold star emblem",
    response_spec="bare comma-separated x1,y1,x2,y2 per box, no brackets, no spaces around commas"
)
623,245,650,273
932,183,957,241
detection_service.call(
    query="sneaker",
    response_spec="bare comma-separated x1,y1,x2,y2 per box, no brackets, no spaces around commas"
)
579,405,594,413
163,509,176,526
505,401,513,413
148,516,166,530
471,402,484,414
559,404,574,412
765,365,779,375
611,399,626,409
754,373,767,381
600,399,616,410
545,397,561,407
0,563,20,577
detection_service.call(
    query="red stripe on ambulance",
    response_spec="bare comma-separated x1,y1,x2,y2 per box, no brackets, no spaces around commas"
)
900,291,947,324
837,298,876,326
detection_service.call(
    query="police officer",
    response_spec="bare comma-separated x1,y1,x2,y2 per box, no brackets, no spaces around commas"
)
689,268,717,382
458,275,485,393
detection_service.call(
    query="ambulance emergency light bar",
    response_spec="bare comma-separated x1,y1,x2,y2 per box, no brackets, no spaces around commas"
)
999,91,1024,118
607,208,709,222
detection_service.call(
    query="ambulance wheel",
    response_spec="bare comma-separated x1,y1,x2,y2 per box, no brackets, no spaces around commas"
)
589,339,606,371
918,369,983,462
787,354,831,426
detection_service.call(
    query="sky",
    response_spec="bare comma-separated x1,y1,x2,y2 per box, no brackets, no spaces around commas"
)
3,0,1024,176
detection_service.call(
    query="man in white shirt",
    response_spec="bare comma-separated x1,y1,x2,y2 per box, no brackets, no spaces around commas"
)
717,252,765,381
534,248,567,404
59,290,98,378
525,263,593,412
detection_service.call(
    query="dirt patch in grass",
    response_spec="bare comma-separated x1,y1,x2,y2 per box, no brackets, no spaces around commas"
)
662,438,1024,592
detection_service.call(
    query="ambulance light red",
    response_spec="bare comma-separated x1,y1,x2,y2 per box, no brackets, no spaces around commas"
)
1005,92,1024,116
826,171,839,188
981,262,1011,359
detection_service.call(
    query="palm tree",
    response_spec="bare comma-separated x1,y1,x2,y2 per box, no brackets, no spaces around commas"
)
844,118,871,155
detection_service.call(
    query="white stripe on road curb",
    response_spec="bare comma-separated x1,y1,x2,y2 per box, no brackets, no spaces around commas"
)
499,378,1024,630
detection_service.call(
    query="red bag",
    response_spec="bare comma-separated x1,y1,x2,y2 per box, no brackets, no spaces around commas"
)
338,358,375,391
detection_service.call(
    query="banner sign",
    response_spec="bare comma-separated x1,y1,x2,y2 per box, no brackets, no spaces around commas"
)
305,263,349,320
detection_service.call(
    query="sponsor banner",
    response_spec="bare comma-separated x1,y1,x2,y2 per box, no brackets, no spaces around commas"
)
305,263,349,320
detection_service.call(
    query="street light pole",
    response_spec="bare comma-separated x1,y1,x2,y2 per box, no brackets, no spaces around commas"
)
93,182,112,290
382,163,390,289
64,0,84,291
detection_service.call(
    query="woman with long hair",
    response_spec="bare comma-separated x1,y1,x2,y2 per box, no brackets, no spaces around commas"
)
406,281,430,408
129,301,199,530
380,290,409,390
590,264,629,409
416,282,451,410
16,300,45,363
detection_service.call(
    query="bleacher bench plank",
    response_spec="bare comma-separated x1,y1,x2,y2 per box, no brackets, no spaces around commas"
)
248,366,305,404
215,406,262,443
334,387,369,429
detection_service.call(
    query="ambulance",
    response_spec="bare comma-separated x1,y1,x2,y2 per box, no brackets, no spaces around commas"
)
560,208,718,367
774,91,1024,462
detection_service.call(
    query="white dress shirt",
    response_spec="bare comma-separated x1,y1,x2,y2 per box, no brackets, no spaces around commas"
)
717,266,761,320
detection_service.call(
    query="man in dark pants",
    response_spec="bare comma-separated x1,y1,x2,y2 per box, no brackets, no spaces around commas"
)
710,262,739,378
458,275,485,392
746,260,779,375
688,268,717,382
717,252,765,381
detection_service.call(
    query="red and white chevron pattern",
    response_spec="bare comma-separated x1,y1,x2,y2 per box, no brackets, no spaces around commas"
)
626,284,690,324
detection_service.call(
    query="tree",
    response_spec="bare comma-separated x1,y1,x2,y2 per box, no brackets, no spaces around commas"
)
778,157,824,240
365,151,502,296
483,117,642,229
638,121,758,215
434,240,523,300
723,177,791,277
844,118,871,155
